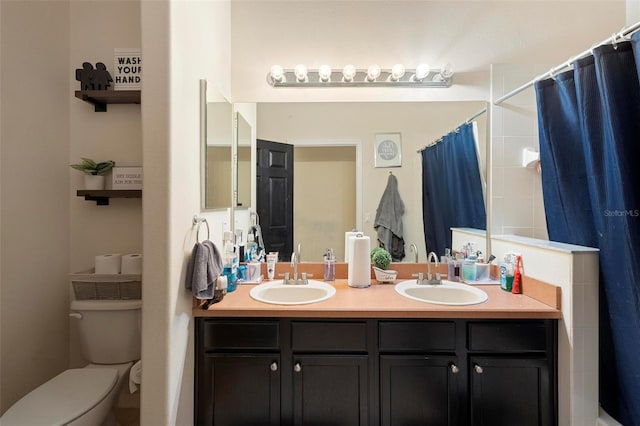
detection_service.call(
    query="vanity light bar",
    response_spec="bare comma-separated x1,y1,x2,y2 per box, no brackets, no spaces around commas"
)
266,64,454,88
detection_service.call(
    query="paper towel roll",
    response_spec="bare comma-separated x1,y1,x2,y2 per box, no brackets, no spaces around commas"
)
348,233,371,288
344,231,360,262
95,254,122,274
121,254,143,275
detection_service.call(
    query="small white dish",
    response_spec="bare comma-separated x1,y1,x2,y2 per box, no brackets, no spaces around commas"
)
373,267,398,283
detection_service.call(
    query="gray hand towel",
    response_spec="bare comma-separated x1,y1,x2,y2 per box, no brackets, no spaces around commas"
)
374,174,406,261
185,240,223,299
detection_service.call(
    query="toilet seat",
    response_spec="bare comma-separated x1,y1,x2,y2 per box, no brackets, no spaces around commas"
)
1,368,118,426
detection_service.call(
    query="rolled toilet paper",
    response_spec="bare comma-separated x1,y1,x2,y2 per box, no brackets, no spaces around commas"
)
121,254,143,275
95,254,122,274
348,233,371,288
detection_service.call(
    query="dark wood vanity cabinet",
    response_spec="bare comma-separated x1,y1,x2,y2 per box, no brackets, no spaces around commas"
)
195,318,557,426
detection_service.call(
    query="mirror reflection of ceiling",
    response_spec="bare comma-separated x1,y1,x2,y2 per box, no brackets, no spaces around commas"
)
255,101,487,262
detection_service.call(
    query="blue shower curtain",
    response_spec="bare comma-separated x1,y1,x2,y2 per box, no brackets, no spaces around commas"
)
535,35,640,425
421,123,486,258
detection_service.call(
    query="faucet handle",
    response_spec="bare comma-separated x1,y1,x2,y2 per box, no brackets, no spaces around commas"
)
412,272,424,283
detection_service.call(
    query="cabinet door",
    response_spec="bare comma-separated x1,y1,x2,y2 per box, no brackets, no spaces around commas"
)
380,355,460,426
199,354,280,426
469,356,554,426
292,355,368,426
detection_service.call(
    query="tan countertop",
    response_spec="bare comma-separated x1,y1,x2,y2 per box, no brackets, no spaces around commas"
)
193,279,562,319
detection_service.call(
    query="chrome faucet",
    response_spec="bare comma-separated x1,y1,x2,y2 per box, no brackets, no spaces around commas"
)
409,243,418,263
285,243,308,284
426,251,442,285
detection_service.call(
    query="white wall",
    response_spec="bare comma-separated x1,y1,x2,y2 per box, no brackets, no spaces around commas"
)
140,1,230,425
231,1,625,103
0,0,71,413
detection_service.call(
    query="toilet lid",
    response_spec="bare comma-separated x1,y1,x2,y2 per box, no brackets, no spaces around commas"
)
1,368,118,426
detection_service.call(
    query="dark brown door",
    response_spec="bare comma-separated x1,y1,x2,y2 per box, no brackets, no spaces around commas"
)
256,139,294,261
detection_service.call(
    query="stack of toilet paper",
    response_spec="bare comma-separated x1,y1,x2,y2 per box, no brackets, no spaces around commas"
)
94,253,142,275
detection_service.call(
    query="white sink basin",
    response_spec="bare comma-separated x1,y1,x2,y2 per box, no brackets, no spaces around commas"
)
395,280,488,306
250,280,336,305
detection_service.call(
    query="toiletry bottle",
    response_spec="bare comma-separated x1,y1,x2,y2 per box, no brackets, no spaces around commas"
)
266,252,277,280
500,253,515,292
223,232,238,292
324,249,336,281
448,251,461,282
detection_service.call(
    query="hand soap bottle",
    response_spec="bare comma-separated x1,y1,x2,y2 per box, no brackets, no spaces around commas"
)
323,249,335,281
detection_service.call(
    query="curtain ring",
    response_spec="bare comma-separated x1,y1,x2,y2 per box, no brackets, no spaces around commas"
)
612,33,618,50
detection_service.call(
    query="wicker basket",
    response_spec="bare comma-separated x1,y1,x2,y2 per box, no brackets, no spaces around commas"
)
71,269,141,300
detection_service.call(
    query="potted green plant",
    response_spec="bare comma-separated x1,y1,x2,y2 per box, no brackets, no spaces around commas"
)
70,158,115,190
370,247,397,283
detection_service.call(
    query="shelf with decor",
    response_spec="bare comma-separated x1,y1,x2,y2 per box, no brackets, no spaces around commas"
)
76,189,142,206
74,90,140,112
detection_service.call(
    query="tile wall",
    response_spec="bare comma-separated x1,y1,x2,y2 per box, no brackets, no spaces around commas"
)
490,64,548,239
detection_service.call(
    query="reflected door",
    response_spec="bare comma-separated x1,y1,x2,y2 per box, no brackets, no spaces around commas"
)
256,139,294,260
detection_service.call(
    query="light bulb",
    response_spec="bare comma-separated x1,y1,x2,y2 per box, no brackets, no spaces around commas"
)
414,63,430,80
294,64,308,82
342,64,356,82
367,64,381,81
318,65,332,82
270,65,284,83
390,63,405,81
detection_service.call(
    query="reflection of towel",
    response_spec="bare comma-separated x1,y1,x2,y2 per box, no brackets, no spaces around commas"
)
129,360,142,393
374,174,405,261
185,240,223,299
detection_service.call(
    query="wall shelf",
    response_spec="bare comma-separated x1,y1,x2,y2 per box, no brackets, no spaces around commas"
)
77,189,142,205
74,90,141,112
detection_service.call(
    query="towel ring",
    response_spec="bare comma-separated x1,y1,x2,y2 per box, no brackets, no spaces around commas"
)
192,216,210,242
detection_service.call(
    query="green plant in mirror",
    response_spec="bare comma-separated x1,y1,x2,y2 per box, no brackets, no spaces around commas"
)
371,247,392,269
70,158,115,175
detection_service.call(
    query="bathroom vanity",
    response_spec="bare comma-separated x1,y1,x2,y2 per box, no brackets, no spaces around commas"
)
194,280,560,426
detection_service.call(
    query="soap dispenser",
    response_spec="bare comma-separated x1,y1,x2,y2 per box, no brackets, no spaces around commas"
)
323,249,336,281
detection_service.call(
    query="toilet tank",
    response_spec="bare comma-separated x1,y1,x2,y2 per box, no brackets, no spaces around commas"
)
70,299,142,364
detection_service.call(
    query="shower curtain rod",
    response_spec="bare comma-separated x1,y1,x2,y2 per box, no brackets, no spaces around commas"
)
494,20,640,105
417,107,487,153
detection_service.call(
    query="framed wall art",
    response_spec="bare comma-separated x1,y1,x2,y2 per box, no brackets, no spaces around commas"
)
374,132,402,167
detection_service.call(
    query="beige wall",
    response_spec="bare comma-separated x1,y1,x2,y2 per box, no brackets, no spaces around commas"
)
294,146,357,261
68,0,143,368
0,1,71,413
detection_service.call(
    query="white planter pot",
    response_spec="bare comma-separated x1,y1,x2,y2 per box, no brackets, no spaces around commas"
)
84,175,105,190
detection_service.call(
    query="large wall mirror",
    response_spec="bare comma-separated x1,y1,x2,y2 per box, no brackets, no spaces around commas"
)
249,101,489,262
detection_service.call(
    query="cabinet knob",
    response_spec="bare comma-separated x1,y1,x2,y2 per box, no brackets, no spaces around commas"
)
474,364,484,374
294,362,302,373
270,362,278,372
450,363,460,374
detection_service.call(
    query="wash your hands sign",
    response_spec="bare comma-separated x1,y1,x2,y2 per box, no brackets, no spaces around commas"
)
113,48,141,90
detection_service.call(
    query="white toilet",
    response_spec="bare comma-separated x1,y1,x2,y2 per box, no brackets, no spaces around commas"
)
1,299,141,426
